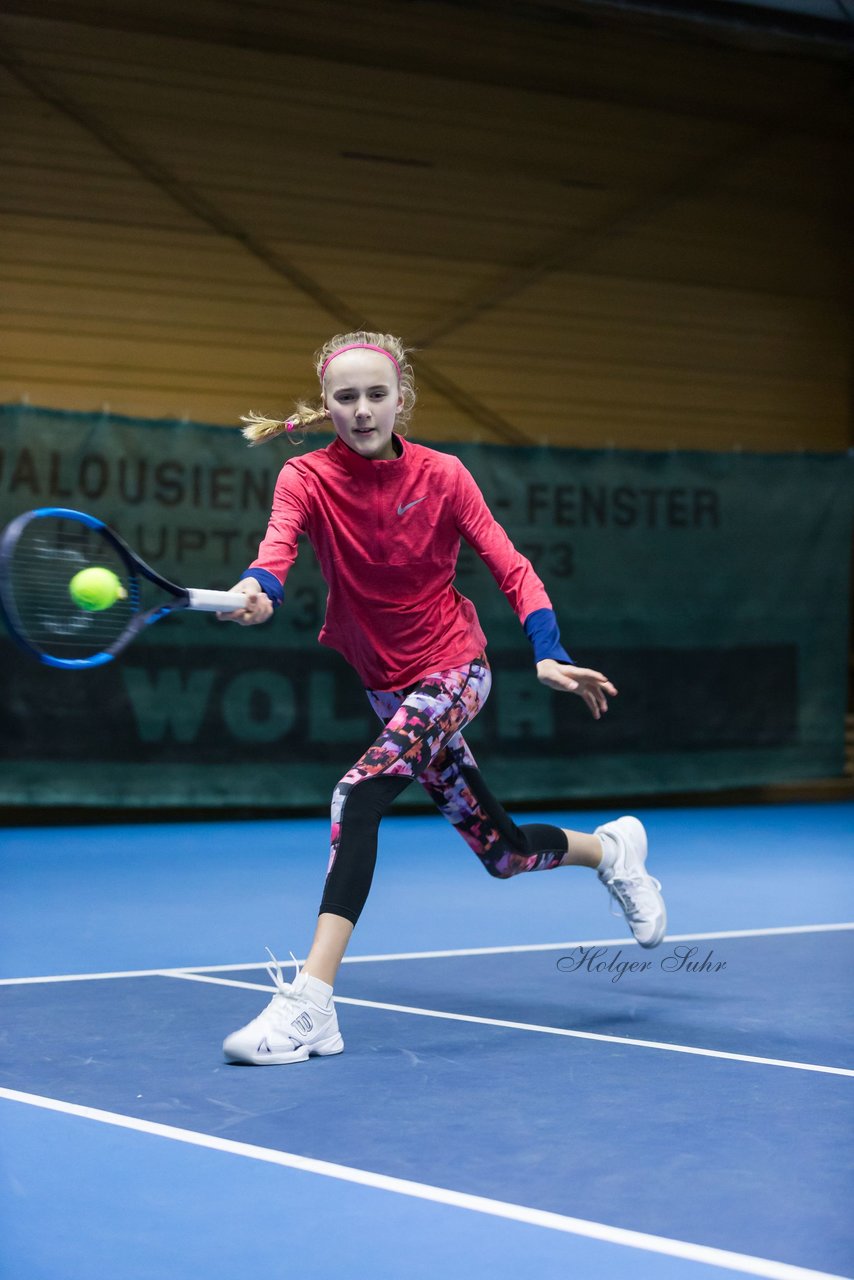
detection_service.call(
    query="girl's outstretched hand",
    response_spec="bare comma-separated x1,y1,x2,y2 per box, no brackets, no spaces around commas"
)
216,577,274,626
535,660,617,720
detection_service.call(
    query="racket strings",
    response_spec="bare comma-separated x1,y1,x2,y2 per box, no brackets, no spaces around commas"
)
6,521,137,657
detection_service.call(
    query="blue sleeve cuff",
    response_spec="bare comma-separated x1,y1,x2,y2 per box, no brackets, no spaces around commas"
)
524,608,574,665
240,567,284,608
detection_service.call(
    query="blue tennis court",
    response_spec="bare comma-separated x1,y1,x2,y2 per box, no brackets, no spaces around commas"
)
2,801,853,1280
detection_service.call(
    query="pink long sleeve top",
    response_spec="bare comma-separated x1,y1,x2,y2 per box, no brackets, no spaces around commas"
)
244,434,569,691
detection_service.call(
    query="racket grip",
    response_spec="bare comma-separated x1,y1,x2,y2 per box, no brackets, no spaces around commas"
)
186,588,248,613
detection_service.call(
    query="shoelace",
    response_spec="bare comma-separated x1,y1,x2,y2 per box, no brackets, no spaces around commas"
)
603,870,662,922
248,948,313,1048
264,946,301,997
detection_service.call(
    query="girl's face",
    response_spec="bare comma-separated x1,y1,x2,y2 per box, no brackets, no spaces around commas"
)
323,349,403,461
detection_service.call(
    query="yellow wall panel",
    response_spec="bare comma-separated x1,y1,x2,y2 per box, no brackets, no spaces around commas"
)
0,3,849,451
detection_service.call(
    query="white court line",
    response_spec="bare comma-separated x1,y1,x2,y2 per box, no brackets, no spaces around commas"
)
171,971,854,1078
1,922,851,986
0,1087,848,1280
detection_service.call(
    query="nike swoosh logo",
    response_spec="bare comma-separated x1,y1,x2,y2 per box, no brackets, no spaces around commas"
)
397,497,427,516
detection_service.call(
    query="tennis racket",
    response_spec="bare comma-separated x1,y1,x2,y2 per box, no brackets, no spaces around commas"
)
0,507,248,669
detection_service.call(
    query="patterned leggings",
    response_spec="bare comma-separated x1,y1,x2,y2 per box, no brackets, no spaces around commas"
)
320,655,569,925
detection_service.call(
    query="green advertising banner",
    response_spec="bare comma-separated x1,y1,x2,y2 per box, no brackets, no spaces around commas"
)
1,405,851,808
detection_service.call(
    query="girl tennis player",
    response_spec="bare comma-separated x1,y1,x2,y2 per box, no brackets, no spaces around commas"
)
219,332,666,1065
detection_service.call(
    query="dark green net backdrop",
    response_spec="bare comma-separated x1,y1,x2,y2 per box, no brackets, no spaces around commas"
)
1,405,851,808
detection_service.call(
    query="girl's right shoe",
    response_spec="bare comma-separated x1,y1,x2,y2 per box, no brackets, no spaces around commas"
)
595,816,667,949
222,951,344,1065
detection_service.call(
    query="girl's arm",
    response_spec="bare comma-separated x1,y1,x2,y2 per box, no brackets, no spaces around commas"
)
453,458,569,658
218,463,308,626
453,460,616,718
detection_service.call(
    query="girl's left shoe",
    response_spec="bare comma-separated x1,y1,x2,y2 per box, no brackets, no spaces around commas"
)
595,816,667,949
223,951,344,1065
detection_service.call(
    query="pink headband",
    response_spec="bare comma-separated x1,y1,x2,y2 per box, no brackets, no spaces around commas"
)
320,344,401,380
286,344,401,431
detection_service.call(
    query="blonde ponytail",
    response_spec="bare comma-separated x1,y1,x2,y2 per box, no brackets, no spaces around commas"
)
241,402,331,446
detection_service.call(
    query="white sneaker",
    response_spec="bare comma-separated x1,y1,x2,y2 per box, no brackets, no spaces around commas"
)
222,950,344,1065
595,816,666,949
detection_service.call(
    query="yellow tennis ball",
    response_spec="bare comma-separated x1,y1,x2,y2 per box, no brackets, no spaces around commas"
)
69,567,127,612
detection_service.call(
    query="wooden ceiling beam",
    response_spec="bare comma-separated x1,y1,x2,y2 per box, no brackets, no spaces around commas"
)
0,36,534,443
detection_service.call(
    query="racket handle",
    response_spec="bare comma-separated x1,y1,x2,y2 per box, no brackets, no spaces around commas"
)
186,588,248,613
